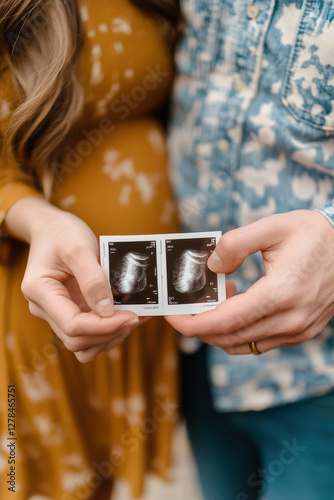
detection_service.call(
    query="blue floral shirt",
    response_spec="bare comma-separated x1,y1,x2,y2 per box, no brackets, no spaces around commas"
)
169,0,334,411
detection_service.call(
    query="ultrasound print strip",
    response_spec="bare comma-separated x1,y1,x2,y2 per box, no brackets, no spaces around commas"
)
100,231,225,315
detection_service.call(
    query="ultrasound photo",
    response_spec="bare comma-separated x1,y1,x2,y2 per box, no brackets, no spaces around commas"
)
108,241,158,305
165,237,218,305
100,231,224,315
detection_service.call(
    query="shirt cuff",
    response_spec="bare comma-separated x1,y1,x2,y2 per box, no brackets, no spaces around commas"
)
315,202,334,227
0,181,43,236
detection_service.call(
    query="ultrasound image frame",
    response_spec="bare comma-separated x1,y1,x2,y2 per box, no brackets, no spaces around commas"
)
165,237,218,306
108,240,158,306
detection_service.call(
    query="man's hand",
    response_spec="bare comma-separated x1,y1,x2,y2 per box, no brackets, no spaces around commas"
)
166,210,334,354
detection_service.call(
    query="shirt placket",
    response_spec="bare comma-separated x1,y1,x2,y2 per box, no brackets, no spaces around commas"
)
195,0,223,77
198,0,277,231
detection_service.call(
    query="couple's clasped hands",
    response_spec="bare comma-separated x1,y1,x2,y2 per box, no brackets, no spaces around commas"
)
15,199,334,362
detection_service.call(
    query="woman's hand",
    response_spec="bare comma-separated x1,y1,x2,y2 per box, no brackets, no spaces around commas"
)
5,198,142,362
166,210,334,355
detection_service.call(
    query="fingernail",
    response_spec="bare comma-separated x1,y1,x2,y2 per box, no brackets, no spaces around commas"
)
96,298,114,317
208,251,220,272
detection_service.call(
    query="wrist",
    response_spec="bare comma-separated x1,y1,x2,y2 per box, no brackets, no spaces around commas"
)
315,204,334,228
4,197,64,244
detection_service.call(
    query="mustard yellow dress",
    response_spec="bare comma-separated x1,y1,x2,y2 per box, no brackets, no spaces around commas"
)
0,1,179,499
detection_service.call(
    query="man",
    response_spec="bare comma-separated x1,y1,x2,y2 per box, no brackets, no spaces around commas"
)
167,1,334,499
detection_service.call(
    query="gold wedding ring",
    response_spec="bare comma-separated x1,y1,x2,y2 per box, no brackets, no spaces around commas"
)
249,341,261,355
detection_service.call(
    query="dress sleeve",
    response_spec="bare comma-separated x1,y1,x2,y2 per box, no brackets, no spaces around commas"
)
0,66,43,237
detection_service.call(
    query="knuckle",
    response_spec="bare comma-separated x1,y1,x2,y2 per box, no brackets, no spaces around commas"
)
63,338,86,353
222,345,237,355
220,232,237,255
82,275,105,295
119,326,133,339
106,339,122,351
286,314,308,335
275,285,303,311
64,322,81,338
217,335,234,350
27,301,41,318
182,330,197,339
292,329,314,344
275,295,295,313
27,301,34,314
21,276,35,299
75,351,97,363
63,339,76,352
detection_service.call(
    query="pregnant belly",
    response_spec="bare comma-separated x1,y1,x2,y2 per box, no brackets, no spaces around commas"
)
51,118,179,237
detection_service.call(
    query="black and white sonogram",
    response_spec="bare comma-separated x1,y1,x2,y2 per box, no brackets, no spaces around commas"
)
109,241,158,305
100,231,224,315
166,237,218,305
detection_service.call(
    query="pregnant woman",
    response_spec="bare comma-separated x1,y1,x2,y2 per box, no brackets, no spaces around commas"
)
0,1,180,498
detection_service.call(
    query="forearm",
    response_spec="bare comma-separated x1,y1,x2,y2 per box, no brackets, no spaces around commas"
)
3,197,64,244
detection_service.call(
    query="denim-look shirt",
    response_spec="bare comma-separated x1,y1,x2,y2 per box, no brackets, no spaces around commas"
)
169,0,334,411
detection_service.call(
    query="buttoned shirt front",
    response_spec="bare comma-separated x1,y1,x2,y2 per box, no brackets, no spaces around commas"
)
169,0,334,411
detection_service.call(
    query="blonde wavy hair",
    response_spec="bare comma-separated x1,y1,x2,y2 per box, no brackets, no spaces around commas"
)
0,0,180,193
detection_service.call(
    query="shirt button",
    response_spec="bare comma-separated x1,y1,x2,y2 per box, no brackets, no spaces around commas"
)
218,139,229,152
207,212,221,227
234,79,245,92
247,3,259,19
